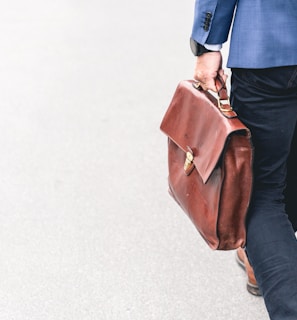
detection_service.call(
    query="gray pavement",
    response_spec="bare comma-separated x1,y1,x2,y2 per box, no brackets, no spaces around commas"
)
0,1,269,319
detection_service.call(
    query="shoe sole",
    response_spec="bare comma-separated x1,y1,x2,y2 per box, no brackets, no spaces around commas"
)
247,282,262,297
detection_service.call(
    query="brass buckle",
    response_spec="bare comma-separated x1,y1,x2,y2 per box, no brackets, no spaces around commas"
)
184,151,194,175
192,81,202,90
217,96,233,112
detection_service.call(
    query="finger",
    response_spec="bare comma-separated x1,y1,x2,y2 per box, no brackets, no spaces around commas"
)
206,79,218,92
218,69,228,84
193,74,217,92
194,80,216,92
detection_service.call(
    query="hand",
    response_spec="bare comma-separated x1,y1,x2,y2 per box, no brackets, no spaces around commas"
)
193,51,227,92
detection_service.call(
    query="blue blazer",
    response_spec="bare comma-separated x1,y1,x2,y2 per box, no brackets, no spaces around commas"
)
191,0,297,68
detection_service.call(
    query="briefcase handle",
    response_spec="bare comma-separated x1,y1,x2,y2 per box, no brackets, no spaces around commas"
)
193,76,234,116
215,76,232,113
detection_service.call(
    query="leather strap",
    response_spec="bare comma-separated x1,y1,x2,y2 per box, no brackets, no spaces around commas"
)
215,76,228,100
192,76,236,118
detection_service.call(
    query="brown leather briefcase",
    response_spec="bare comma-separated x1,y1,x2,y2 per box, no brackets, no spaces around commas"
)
160,79,253,250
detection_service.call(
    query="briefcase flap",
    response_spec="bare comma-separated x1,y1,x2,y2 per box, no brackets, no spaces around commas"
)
160,80,250,183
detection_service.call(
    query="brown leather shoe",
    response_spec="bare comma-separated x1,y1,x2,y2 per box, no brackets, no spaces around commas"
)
236,248,262,296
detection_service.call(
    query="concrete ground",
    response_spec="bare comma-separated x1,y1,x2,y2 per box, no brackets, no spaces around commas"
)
0,1,269,319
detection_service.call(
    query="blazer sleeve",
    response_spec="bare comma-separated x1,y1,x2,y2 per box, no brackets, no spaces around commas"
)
191,0,237,45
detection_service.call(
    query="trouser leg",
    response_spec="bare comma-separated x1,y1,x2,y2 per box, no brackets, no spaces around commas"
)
284,123,297,231
231,67,297,319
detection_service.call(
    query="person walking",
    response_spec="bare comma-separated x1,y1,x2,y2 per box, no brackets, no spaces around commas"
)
190,1,297,319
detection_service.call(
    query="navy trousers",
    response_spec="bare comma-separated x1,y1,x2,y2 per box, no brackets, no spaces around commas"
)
231,66,297,320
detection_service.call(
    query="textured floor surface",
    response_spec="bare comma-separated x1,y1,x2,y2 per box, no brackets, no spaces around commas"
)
0,1,268,319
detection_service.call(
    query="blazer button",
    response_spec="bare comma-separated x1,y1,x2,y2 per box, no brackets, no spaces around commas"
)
203,24,209,31
203,12,212,30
